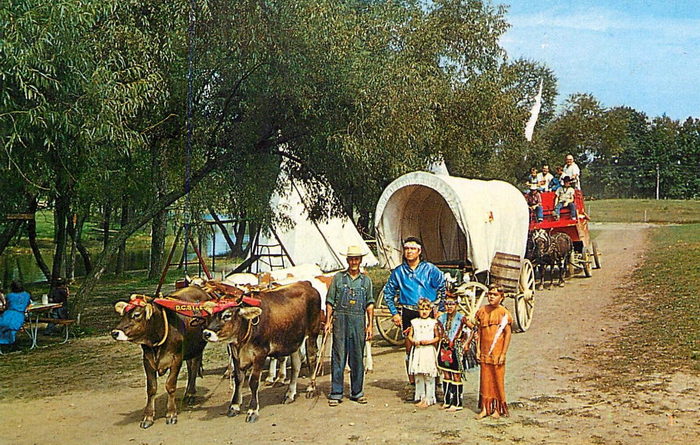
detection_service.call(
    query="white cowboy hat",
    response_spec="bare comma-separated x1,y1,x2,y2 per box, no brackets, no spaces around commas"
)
341,245,368,257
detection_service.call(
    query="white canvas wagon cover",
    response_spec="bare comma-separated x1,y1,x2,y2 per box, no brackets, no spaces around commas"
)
374,171,529,273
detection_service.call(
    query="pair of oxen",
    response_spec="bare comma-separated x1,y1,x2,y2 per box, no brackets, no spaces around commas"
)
111,280,321,428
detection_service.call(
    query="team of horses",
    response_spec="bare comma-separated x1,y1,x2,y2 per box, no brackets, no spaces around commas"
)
526,229,574,289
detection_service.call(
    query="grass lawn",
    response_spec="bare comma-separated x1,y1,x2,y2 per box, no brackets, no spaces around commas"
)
628,223,700,370
587,199,700,223
591,223,700,395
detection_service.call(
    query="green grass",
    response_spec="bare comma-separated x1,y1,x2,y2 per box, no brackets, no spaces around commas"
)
630,224,700,369
591,224,700,394
586,199,700,223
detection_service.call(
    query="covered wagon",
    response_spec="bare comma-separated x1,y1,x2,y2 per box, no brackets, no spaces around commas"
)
373,171,536,344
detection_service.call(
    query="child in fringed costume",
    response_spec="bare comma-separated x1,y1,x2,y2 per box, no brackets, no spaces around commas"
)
436,294,473,411
407,298,439,408
468,285,512,419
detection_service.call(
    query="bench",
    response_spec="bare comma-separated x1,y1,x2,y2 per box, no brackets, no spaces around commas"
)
35,318,77,344
530,191,581,223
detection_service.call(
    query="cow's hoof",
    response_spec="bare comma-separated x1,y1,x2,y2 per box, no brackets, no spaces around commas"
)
165,415,177,425
264,379,275,387
245,411,259,423
140,419,154,429
558,282,565,287
183,394,196,406
283,395,296,404
227,406,240,417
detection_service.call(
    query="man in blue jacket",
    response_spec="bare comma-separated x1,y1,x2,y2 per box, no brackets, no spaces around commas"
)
384,237,446,384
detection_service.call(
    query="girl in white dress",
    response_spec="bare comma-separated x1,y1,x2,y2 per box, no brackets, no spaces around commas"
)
407,298,439,407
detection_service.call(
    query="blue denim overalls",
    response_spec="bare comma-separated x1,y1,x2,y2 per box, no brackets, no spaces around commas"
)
329,274,369,400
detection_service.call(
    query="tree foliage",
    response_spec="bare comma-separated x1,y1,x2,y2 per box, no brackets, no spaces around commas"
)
8,0,696,314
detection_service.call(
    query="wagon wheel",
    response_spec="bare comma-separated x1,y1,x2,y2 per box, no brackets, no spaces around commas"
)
514,259,535,333
592,241,601,269
454,282,488,323
583,248,593,277
374,287,403,346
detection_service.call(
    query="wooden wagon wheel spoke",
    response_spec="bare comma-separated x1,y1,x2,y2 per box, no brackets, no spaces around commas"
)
374,287,403,346
519,259,535,300
592,241,602,269
583,248,593,278
514,259,536,333
454,282,488,323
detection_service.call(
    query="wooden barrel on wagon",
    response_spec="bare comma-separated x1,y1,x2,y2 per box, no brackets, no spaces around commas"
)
490,252,535,333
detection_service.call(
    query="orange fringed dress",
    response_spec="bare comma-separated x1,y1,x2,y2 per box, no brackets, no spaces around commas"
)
475,304,513,416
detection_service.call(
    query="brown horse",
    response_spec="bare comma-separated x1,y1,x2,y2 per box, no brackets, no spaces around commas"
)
530,229,573,289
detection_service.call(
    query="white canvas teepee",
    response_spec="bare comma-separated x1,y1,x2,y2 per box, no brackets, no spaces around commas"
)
249,169,378,273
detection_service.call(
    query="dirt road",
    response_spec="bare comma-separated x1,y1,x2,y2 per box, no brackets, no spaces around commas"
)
1,224,697,444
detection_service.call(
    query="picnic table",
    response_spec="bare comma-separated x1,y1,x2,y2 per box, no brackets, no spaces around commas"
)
25,303,64,349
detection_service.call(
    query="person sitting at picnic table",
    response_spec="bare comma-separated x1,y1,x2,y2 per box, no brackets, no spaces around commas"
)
0,280,32,352
525,184,544,222
45,277,69,335
553,176,577,221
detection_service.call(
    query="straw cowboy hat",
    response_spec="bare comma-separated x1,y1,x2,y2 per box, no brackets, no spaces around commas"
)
341,245,368,257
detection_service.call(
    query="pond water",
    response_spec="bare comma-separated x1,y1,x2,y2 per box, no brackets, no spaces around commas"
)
0,225,246,286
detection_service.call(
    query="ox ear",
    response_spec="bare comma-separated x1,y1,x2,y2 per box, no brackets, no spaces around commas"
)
239,306,262,320
115,301,128,316
145,303,154,320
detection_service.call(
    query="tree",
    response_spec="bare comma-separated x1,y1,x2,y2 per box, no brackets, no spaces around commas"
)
3,0,564,314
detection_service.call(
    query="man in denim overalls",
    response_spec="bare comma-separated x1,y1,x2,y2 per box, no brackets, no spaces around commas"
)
326,245,374,406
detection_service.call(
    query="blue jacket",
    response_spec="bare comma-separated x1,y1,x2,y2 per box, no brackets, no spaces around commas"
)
383,261,445,315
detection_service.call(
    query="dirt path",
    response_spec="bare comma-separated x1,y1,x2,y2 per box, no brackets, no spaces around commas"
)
1,224,698,444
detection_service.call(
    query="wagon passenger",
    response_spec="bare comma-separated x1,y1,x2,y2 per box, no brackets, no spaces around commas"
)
384,237,446,386
326,245,374,406
536,165,554,191
562,154,581,190
549,166,564,191
525,184,544,223
553,177,577,221
524,167,539,191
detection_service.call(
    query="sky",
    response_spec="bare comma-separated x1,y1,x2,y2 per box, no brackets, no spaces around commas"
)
500,0,700,120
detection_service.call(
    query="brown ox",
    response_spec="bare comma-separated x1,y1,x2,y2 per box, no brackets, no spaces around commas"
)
202,281,321,423
111,286,212,429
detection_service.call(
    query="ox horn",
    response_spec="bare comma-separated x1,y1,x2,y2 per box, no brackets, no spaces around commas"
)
239,306,263,320
114,301,128,316
201,301,218,314
145,303,154,320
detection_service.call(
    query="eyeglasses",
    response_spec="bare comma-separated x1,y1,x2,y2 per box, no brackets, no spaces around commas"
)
445,301,457,306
